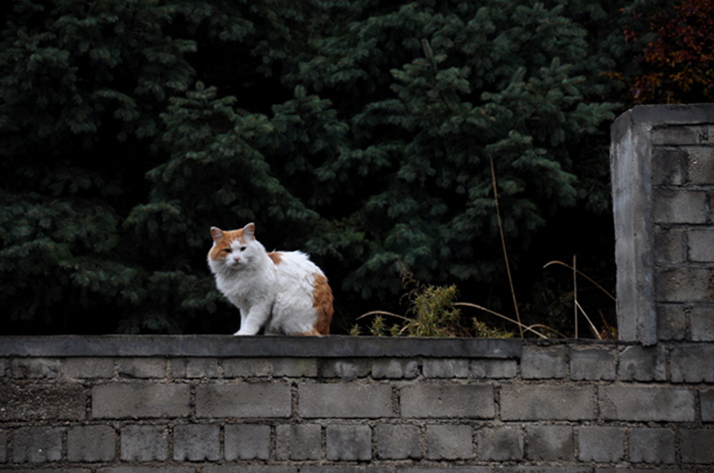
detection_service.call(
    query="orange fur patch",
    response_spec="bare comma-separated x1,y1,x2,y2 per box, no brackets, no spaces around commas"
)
268,252,283,265
311,273,334,335
288,330,322,336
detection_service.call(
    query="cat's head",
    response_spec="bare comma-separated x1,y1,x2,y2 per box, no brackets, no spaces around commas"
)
208,222,262,272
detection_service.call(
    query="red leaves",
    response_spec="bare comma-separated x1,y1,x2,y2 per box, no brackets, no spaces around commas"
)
632,0,714,103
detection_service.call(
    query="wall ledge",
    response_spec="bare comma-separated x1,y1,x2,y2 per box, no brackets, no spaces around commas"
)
0,335,534,358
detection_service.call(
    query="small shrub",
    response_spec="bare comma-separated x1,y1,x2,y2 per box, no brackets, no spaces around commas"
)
356,268,514,338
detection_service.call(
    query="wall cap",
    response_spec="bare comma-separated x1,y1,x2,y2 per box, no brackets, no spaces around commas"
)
0,335,530,358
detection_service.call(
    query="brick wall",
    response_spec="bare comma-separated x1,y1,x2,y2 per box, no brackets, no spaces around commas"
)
1,335,713,472
611,104,714,344
2,105,714,472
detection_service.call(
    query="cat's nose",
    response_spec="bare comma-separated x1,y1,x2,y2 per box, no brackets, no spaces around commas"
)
233,256,241,263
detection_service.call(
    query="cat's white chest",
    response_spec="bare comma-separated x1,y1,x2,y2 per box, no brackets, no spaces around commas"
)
215,268,275,310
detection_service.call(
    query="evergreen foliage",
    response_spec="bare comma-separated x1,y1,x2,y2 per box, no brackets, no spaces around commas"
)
0,0,663,335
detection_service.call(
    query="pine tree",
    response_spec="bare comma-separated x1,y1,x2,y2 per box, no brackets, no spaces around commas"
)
0,0,358,333
0,0,196,332
1,0,645,335
292,1,617,306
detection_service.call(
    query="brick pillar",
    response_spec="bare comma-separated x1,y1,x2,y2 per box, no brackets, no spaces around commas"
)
611,104,714,344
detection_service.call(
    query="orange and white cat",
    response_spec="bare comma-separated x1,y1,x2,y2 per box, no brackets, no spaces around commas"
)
208,223,333,336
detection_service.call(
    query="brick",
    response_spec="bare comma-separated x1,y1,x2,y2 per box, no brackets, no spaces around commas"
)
653,125,708,146
225,424,270,461
477,426,523,461
318,359,370,380
205,468,296,473
426,424,472,460
655,227,686,264
13,427,64,463
276,424,321,460
205,467,296,473
656,267,714,302
501,385,595,421
68,425,116,462
102,468,194,473
0,382,86,421
688,228,714,262
670,344,714,382
496,469,590,473
272,358,318,377
372,359,419,379
520,345,567,379
681,429,714,464
690,306,714,341
298,467,398,473
174,424,220,461
423,359,469,378
657,304,690,340
117,358,165,378
64,357,115,379
618,345,666,381
120,425,169,461
599,385,695,421
577,426,624,463
93,383,190,418
569,346,616,380
223,358,271,377
701,388,714,421
652,147,687,185
11,358,60,378
629,428,675,464
686,146,714,184
596,469,681,473
525,425,573,461
326,425,372,461
401,384,494,418
196,382,291,418
375,424,421,460
470,359,517,378
297,467,393,473
171,358,219,378
299,384,393,418
400,469,489,473
654,190,708,224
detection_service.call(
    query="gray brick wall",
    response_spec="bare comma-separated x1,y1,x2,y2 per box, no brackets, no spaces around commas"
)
6,94,714,473
612,104,714,344
1,335,712,472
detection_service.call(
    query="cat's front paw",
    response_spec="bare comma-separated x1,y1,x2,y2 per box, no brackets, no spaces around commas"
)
233,329,257,336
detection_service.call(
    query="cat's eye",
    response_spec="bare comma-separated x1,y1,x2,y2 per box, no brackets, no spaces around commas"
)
239,246,247,251
222,248,231,254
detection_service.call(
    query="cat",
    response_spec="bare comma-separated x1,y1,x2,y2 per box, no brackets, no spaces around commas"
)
208,222,333,336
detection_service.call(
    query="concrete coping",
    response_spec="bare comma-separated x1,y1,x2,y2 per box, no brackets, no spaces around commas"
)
0,335,535,358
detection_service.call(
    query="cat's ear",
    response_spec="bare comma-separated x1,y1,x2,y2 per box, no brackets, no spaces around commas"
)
210,227,224,242
243,222,256,241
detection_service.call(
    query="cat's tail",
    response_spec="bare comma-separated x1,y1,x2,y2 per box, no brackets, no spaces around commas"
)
312,273,334,335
